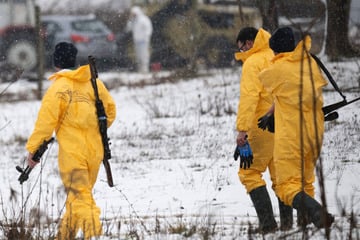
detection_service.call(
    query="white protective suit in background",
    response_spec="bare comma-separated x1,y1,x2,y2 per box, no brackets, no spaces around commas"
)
127,6,153,73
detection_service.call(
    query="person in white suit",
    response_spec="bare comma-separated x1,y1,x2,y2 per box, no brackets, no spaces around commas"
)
127,6,153,73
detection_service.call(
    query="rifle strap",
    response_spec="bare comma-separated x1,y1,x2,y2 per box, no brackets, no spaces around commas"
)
310,53,347,101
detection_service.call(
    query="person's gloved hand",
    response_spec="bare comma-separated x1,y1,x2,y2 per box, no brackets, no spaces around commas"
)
233,142,253,169
258,113,275,133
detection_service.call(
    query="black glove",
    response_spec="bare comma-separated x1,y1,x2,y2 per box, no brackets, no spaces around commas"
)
257,113,275,133
233,142,253,169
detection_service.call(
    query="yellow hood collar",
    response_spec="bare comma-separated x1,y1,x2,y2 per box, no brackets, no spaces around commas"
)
49,65,91,82
234,28,271,62
291,35,312,60
271,35,312,63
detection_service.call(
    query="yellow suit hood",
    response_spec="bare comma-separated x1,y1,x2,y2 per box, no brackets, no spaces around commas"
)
234,28,271,62
271,35,312,63
49,65,91,83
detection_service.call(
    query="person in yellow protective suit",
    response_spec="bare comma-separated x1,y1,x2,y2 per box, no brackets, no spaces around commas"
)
234,27,293,233
25,42,116,239
259,27,334,228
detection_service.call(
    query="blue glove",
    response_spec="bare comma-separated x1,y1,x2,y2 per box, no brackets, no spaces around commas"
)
233,142,253,169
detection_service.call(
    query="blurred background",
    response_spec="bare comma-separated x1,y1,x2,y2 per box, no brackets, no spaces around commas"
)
0,0,359,81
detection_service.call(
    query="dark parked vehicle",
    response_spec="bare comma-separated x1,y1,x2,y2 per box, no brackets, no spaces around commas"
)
117,0,262,70
42,14,118,69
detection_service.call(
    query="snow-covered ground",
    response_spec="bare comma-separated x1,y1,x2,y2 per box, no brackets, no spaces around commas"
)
0,60,360,239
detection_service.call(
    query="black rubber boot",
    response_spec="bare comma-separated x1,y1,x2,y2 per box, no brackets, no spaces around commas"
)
292,191,334,228
278,198,293,230
297,208,310,228
249,186,277,234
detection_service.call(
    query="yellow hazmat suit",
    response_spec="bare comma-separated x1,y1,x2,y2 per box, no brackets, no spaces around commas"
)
259,36,327,206
235,28,276,193
26,65,116,239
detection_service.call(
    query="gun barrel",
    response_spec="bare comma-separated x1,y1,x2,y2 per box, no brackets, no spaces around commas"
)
322,100,347,115
323,97,360,115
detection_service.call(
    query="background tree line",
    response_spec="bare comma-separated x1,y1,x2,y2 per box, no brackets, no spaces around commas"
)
245,0,359,60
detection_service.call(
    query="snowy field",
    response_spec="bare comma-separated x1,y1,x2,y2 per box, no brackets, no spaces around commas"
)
0,59,360,239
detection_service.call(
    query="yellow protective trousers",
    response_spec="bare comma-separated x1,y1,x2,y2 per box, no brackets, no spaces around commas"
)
273,150,316,206
238,126,276,193
57,148,103,240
